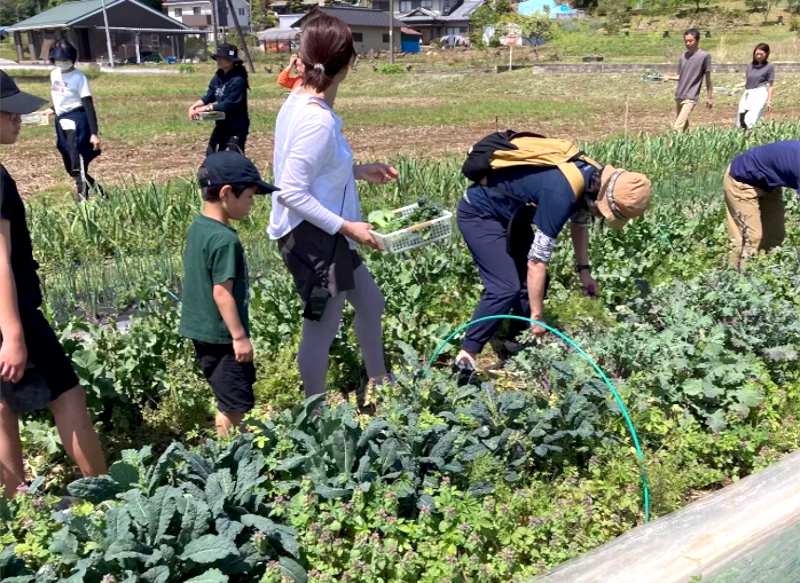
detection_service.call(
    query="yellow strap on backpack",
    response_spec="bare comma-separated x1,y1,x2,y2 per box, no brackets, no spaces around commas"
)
490,136,601,199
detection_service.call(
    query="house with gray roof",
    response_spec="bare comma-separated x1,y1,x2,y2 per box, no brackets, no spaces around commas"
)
292,6,403,54
394,0,483,45
162,0,252,41
5,0,203,64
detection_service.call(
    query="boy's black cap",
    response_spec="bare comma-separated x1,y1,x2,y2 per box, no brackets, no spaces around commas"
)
0,70,47,114
210,43,243,64
198,151,277,194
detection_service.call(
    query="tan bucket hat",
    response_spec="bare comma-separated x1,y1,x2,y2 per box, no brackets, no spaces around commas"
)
597,165,652,229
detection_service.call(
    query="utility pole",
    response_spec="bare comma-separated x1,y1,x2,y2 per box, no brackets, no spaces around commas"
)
100,0,114,67
388,0,394,64
226,0,255,72
219,0,228,41
210,0,219,45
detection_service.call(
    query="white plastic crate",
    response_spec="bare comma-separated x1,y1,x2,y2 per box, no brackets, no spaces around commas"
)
195,111,226,121
21,111,52,126
370,203,453,254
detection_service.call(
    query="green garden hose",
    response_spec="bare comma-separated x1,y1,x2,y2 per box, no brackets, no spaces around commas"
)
425,314,651,522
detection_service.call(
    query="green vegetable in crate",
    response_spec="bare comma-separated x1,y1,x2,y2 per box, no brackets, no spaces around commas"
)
368,199,445,234
367,209,401,232
408,198,444,224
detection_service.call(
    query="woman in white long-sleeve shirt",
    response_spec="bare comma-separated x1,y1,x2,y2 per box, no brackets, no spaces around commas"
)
268,13,398,399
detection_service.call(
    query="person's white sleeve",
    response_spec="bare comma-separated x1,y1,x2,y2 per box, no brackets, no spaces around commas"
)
275,111,346,235
79,72,92,98
49,70,57,101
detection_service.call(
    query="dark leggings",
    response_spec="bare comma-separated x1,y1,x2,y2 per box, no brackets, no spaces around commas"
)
297,265,387,398
207,126,248,155
58,130,99,199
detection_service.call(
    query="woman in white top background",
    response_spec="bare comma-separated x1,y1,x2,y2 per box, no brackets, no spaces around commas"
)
47,40,103,200
737,43,775,130
268,13,398,400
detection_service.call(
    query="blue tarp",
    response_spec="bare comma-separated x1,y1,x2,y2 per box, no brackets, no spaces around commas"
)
517,0,577,18
401,38,421,53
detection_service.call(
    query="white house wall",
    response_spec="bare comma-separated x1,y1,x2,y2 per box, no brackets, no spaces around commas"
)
168,5,214,18
397,0,453,16
165,0,250,28
351,26,401,54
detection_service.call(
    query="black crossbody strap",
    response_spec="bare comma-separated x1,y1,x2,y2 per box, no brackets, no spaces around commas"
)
321,183,349,285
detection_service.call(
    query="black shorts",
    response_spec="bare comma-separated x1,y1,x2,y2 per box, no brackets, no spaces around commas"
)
278,221,362,321
17,309,79,403
192,341,255,414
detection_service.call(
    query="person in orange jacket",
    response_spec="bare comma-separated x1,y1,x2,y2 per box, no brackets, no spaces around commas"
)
277,55,304,91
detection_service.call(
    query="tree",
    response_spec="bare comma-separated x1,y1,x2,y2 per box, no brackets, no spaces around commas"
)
785,0,800,14
569,0,599,9
468,0,515,46
681,0,711,11
1,0,49,25
499,12,553,40
250,0,278,31
286,0,304,13
596,0,631,33
745,0,779,21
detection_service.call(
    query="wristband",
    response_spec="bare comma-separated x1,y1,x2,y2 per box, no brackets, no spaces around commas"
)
575,264,591,273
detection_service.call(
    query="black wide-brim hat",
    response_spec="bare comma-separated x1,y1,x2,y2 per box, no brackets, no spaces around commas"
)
210,43,243,64
0,70,47,114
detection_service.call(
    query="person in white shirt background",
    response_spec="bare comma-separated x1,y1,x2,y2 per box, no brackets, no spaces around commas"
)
47,40,103,201
268,13,398,401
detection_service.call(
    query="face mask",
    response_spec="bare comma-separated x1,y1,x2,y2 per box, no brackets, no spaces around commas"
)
55,60,73,72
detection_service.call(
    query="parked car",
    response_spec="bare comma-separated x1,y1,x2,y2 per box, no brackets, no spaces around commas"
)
440,34,469,48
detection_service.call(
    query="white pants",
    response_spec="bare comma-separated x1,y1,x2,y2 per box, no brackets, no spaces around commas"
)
737,86,768,129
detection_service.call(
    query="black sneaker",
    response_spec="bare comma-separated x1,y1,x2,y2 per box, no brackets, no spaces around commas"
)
489,337,524,361
73,182,89,202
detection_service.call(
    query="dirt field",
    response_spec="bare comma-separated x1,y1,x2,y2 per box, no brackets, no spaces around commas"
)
4,68,800,199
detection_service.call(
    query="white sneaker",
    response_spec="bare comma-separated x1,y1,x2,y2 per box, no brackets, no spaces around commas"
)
454,350,477,371
454,350,479,386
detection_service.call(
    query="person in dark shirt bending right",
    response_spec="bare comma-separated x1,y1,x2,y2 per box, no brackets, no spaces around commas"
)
188,44,250,154
724,140,800,269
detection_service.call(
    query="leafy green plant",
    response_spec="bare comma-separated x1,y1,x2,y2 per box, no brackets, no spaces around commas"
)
0,478,62,569
368,199,446,233
0,545,35,582
10,121,800,582
57,438,305,582
375,64,405,75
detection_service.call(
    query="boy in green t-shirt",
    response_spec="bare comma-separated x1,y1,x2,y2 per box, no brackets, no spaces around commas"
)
180,151,276,436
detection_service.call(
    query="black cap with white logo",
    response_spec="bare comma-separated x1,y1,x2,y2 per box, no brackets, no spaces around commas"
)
210,43,243,64
198,151,277,194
